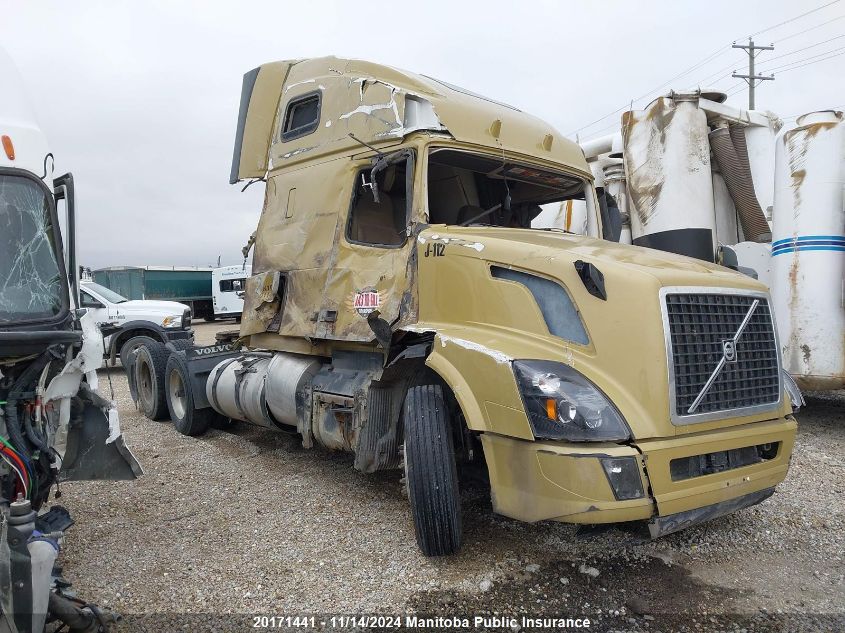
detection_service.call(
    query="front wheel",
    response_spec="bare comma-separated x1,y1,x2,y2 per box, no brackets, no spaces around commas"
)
403,383,462,556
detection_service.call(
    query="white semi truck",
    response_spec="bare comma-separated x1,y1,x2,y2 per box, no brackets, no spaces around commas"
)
0,49,141,633
211,264,251,320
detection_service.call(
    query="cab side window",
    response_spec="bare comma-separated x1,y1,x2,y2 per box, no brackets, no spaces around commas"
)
80,290,102,308
281,92,321,142
220,279,244,292
347,158,409,247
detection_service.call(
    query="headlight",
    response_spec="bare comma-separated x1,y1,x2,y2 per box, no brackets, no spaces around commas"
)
513,360,631,442
161,315,182,328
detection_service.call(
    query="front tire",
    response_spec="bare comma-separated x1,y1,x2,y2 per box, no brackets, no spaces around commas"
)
165,353,220,436
403,383,462,556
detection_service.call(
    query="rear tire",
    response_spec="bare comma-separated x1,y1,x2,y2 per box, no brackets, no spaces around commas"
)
403,383,462,557
165,353,219,436
165,337,194,353
120,335,158,369
134,341,169,420
120,335,158,401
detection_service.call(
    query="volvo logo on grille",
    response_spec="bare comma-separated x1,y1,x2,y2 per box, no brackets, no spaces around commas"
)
687,298,760,414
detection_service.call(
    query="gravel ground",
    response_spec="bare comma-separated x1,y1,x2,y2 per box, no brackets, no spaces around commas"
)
48,323,844,632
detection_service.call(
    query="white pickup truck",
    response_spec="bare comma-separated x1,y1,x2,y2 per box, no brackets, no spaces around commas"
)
79,280,194,364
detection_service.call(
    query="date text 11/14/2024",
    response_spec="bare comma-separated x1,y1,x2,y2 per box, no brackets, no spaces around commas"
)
252,615,593,629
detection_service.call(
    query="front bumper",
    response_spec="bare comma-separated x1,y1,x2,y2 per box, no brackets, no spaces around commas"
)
480,416,796,532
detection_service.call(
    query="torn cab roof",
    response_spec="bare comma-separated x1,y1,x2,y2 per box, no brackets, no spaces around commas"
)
230,56,587,182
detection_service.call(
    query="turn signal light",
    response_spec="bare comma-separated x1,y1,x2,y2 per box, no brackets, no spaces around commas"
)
1,135,14,160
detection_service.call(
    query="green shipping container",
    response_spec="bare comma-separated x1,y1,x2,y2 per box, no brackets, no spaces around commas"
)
92,266,214,319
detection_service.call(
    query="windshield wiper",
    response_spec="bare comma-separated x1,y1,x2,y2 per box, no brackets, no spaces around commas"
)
536,227,576,235
458,203,503,227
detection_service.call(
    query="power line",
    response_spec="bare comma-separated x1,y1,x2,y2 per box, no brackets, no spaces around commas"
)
629,47,730,104
694,33,845,87
723,81,748,96
757,34,845,66
773,13,845,43
580,122,622,143
696,62,744,86
775,48,845,73
750,0,841,37
565,46,731,135
767,44,845,72
567,1,844,137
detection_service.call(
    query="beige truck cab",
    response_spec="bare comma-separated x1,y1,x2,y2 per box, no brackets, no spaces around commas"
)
133,57,799,556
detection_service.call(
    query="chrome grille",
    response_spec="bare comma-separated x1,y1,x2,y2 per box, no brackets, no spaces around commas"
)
662,289,781,424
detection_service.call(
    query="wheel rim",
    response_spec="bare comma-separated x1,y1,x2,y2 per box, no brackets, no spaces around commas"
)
168,368,187,420
124,342,142,364
138,356,154,406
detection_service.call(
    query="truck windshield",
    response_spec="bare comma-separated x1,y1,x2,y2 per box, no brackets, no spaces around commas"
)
0,173,67,323
84,282,128,303
427,149,587,229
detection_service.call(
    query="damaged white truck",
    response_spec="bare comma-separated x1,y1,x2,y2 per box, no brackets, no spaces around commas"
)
1,50,141,632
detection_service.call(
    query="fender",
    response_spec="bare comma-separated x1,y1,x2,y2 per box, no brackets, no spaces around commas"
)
108,320,191,356
423,332,534,440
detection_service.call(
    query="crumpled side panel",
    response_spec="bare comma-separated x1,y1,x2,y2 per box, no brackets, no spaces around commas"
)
242,160,349,335
317,250,412,341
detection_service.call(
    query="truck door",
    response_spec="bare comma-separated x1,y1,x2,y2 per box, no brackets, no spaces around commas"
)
79,287,109,325
318,150,416,342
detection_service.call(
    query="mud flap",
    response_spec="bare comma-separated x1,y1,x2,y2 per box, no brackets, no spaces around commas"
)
353,386,398,473
59,392,142,482
648,487,774,538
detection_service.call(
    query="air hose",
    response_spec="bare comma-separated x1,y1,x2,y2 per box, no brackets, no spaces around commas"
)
4,345,62,459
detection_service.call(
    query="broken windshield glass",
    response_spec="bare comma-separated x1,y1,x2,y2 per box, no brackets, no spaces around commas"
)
0,173,66,323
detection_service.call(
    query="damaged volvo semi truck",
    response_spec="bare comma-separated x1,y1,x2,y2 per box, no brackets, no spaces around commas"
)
129,57,800,556
1,50,141,632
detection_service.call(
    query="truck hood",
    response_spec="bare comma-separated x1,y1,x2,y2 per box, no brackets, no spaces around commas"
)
427,226,763,290
417,226,784,440
117,300,188,316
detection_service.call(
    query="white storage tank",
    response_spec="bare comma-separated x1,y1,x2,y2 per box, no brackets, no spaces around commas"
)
622,94,717,261
771,110,845,390
743,116,778,222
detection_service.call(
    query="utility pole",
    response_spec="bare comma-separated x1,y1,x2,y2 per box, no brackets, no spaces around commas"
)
732,38,774,110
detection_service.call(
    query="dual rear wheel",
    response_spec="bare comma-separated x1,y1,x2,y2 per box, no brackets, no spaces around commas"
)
128,339,222,435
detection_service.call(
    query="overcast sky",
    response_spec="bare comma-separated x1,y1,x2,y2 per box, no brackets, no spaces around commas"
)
2,0,843,269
